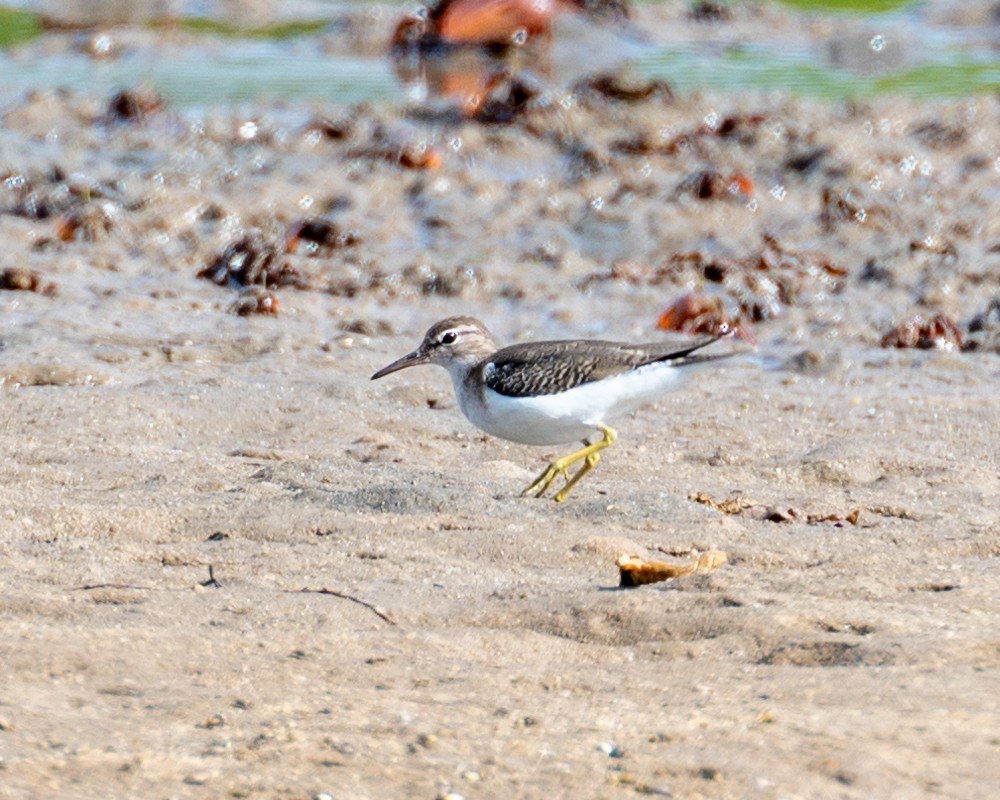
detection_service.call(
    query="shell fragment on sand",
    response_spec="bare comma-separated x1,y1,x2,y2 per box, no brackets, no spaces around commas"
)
616,550,727,588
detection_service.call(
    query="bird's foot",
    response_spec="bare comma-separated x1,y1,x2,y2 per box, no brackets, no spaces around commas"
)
521,425,616,502
521,462,570,499
552,452,600,503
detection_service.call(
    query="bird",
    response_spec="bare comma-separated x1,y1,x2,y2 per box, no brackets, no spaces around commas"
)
370,316,731,502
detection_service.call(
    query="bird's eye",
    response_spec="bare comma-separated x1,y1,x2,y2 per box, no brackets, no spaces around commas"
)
440,331,458,345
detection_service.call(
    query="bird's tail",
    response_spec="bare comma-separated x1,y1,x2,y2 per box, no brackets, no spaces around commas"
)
644,328,735,368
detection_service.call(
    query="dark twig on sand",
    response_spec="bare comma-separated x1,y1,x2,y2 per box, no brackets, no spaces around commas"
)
291,587,397,626
200,564,222,588
74,583,150,591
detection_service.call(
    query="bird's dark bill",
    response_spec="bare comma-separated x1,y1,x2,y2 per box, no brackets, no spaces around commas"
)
371,349,428,380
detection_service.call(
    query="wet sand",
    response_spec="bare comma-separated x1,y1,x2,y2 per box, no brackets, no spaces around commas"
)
1,2,999,798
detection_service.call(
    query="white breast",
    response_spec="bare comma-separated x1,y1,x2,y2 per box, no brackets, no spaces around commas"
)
452,360,693,446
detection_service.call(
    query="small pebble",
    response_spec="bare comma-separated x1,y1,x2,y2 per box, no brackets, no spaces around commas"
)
416,733,437,748
598,741,624,758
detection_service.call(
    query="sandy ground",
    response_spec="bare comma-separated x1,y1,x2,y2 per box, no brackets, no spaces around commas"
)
1,2,1000,798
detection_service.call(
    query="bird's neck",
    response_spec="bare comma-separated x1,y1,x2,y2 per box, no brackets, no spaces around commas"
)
443,357,481,396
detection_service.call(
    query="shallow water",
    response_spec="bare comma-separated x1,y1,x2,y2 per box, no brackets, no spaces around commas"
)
0,39,402,106
634,24,1000,99
0,0,998,106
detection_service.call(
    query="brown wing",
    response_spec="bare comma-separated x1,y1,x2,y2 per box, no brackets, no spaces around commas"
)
483,333,727,398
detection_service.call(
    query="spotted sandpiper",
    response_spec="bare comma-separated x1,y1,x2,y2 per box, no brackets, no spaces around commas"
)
371,316,731,502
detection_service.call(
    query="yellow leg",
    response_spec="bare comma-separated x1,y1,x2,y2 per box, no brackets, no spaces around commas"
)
553,451,601,503
521,425,617,502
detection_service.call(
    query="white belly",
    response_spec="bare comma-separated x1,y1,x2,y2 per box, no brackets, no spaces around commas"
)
454,361,692,446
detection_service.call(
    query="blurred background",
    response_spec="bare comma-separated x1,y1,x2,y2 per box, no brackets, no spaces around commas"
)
1,0,998,107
